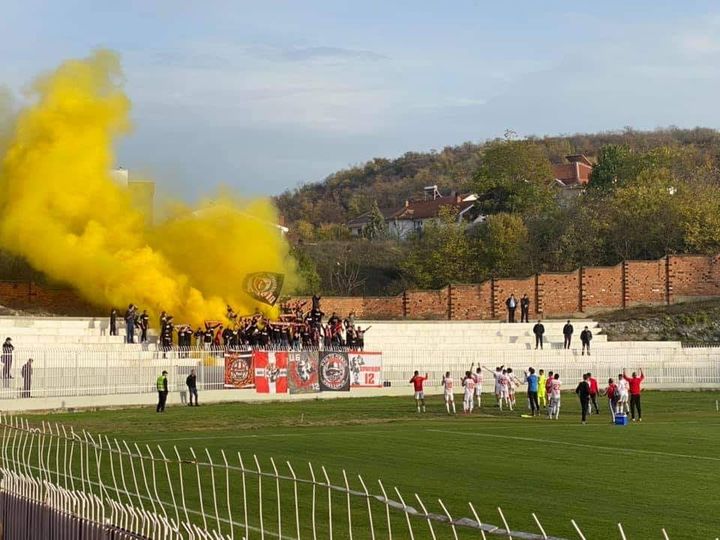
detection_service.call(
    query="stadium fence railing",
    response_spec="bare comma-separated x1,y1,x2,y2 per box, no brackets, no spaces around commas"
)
1,345,719,400
0,414,681,540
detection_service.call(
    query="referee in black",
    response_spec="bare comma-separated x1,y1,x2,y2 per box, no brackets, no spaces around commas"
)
575,373,591,424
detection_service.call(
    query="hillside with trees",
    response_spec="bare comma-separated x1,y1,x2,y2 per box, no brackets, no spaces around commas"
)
279,127,720,295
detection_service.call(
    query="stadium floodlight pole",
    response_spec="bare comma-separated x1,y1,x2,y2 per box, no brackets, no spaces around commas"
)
467,502,487,540
342,470,353,540
393,487,415,540
415,494,437,540
437,499,458,540
571,519,587,540
357,475,376,540
286,460,301,540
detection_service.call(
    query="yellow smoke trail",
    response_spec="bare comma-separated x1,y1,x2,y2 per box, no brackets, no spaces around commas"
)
0,50,294,324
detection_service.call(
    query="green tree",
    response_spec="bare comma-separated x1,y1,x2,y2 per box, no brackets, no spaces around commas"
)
288,244,321,294
401,207,479,288
589,144,636,190
471,140,556,215
475,213,529,277
364,201,387,240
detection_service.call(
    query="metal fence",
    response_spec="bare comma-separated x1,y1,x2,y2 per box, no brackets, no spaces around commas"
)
0,346,719,401
0,415,683,540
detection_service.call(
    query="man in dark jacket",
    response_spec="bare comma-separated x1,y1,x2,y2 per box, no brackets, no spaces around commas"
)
109,308,118,336
186,369,199,406
505,294,517,323
532,320,545,350
562,320,573,349
139,310,150,343
576,373,591,424
2,337,14,379
20,358,32,398
124,304,136,343
580,326,592,356
520,294,531,323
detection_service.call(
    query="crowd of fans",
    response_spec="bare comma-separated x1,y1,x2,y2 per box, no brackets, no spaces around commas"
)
110,296,371,351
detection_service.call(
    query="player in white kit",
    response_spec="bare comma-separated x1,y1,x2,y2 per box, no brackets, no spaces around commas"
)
549,373,562,419
441,371,456,415
473,365,484,409
616,373,630,415
483,365,506,409
461,371,476,414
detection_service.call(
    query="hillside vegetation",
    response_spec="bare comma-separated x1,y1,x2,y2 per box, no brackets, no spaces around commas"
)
280,127,720,295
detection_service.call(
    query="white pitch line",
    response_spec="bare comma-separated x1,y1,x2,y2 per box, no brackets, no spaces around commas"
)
426,429,720,462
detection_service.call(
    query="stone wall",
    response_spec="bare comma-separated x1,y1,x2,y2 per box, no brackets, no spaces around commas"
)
3,254,720,319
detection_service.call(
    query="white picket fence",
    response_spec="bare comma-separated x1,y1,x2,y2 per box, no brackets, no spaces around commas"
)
0,345,719,401
0,415,687,540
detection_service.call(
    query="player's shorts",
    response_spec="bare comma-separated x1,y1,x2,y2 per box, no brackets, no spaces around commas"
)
499,388,509,399
444,391,454,401
475,386,482,397
618,393,628,402
494,385,502,396
414,391,425,400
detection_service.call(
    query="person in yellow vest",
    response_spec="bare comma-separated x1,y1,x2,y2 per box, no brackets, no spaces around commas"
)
156,370,169,413
538,369,548,409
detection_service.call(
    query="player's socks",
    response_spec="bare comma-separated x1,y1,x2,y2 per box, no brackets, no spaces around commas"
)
452,402,456,414
445,402,450,414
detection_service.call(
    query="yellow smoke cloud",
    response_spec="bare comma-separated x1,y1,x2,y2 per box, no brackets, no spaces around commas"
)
0,50,295,324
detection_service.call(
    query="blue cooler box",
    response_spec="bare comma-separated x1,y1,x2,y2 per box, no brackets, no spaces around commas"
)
615,414,629,426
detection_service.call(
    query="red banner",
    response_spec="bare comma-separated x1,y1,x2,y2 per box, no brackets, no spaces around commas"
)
253,351,288,394
224,352,254,389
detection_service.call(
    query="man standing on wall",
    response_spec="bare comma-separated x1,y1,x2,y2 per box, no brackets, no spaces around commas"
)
156,370,169,413
520,294,531,323
124,304,136,344
580,326,592,356
563,320,573,350
109,308,118,336
2,337,14,380
505,294,517,323
533,320,545,350
623,368,645,422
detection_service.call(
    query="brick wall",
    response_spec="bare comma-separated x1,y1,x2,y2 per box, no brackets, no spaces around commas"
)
625,259,667,306
0,281,102,315
538,271,581,315
4,254,720,320
581,264,624,312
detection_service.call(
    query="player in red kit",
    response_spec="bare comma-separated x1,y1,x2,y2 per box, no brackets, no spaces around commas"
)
409,370,428,413
587,372,600,415
623,368,645,422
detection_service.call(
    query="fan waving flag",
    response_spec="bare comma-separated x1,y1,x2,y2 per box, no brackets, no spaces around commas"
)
243,272,284,306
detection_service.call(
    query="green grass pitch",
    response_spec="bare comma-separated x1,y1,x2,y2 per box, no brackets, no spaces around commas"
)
37,391,720,539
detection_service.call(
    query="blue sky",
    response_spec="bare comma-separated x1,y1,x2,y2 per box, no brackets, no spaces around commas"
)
2,1,720,200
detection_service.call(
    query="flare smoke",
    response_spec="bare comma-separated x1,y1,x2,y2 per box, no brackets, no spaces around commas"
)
0,50,295,323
